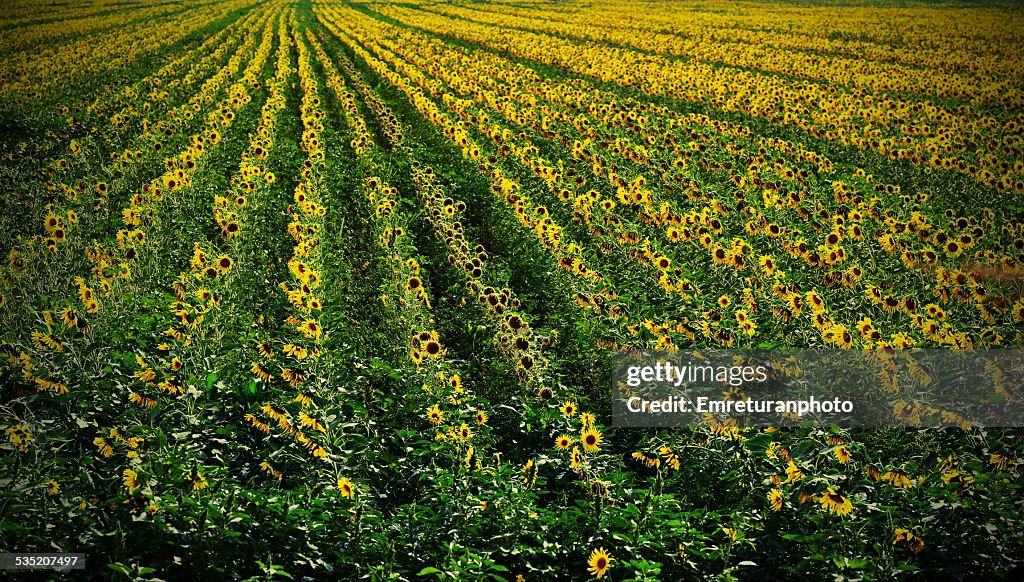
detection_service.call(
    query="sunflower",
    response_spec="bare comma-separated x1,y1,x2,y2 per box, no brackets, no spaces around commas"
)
426,404,444,425
768,488,783,511
424,339,443,358
785,461,805,483
581,427,602,453
215,255,233,274
712,246,728,263
739,319,757,336
123,469,140,493
579,412,596,427
555,434,574,449
475,410,488,425
586,547,613,579
337,477,355,498
250,362,271,381
521,459,535,478
856,318,879,341
60,308,79,329
881,470,915,489
818,487,852,516
990,454,1016,471
560,401,577,417
570,446,583,471
632,451,661,468
192,471,208,491
518,354,534,370
833,445,853,464
257,342,274,359
43,211,61,233
882,296,901,313
894,528,925,554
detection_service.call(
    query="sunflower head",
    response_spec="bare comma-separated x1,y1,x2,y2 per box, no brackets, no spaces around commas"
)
587,547,613,579
581,427,602,453
337,477,355,499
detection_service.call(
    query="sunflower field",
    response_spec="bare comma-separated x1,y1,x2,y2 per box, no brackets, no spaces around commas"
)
2,0,1024,579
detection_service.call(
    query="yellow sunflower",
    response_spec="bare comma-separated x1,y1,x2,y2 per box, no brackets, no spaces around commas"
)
581,427,602,453
818,487,852,516
337,477,355,498
586,547,613,579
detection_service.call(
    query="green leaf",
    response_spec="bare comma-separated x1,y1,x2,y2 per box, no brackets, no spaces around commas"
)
107,563,131,576
848,559,870,570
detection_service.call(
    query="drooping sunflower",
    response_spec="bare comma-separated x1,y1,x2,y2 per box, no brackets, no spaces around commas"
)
893,528,925,554
881,470,915,489
833,445,853,464
123,469,140,493
586,547,613,579
785,461,805,483
60,308,79,329
579,412,596,427
818,487,852,516
257,342,274,359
